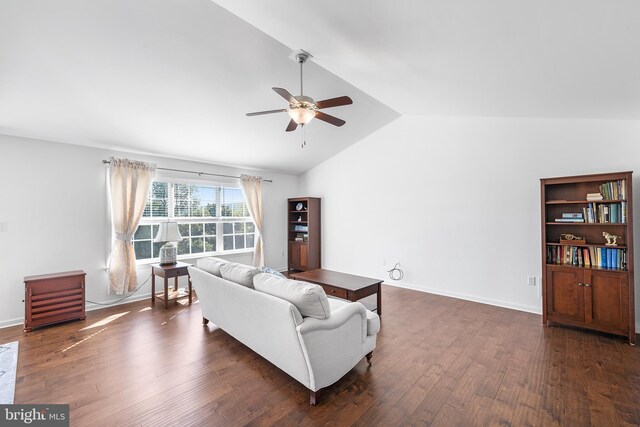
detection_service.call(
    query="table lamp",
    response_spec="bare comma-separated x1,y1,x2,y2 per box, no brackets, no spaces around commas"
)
154,221,183,265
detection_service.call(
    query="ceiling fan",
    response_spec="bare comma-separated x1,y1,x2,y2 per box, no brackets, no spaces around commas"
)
246,51,353,134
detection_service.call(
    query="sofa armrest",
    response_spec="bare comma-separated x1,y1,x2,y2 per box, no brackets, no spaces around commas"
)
295,302,369,391
297,301,367,341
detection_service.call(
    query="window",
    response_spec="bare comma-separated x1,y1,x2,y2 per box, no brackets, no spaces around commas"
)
132,181,254,261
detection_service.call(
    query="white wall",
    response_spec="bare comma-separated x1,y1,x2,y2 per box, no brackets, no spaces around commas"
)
300,116,640,330
0,134,298,327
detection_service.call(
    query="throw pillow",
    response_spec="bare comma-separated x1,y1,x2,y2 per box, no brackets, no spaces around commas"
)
253,273,331,319
196,257,227,277
261,266,286,278
219,263,261,288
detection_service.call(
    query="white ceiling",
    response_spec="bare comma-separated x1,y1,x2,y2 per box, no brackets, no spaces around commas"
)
2,1,639,175
214,0,640,119
0,0,398,174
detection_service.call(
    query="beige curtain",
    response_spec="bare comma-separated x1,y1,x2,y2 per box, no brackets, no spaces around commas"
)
108,158,156,294
241,175,265,267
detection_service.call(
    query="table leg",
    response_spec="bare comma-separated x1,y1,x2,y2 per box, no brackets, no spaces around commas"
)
151,272,155,305
377,283,382,317
164,276,169,309
188,275,192,305
174,276,178,291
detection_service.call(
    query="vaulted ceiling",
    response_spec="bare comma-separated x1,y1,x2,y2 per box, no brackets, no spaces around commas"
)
1,1,638,174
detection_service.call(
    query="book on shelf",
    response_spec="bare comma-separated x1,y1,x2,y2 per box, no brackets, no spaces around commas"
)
598,179,626,201
562,212,583,219
293,225,308,232
586,192,603,201
546,245,626,270
554,218,584,223
579,202,626,223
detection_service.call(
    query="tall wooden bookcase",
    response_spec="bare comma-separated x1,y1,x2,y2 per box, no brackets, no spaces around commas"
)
288,197,321,272
541,171,635,344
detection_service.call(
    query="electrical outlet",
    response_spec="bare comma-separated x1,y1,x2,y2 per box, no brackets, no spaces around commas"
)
527,276,536,286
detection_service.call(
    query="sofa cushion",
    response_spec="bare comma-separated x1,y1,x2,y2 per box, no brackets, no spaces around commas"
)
253,273,331,319
366,310,380,336
219,263,261,288
261,266,286,278
196,257,227,277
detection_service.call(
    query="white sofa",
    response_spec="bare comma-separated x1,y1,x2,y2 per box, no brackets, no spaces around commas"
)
188,258,380,404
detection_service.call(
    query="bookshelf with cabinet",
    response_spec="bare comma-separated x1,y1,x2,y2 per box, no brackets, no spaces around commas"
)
541,171,635,344
288,197,321,271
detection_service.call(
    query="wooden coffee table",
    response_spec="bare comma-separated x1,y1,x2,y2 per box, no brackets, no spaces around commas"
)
290,269,383,316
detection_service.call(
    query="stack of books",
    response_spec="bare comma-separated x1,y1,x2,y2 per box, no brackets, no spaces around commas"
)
547,245,626,270
294,233,308,242
586,192,603,201
599,179,627,200
293,225,308,232
554,212,584,223
581,202,626,223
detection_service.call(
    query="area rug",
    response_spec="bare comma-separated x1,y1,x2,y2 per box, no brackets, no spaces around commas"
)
0,341,18,404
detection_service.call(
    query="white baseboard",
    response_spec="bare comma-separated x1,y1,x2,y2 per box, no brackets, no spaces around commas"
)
0,291,159,330
385,281,640,333
384,281,543,315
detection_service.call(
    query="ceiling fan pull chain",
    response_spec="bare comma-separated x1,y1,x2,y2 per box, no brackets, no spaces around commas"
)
301,124,306,148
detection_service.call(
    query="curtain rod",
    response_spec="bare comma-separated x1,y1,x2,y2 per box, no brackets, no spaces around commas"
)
101,160,273,183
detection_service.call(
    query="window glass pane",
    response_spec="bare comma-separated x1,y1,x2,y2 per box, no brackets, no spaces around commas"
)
246,222,255,233
191,237,204,253
178,223,190,237
205,237,216,252
177,239,190,255
223,223,233,235
152,200,168,217
175,199,188,217
205,223,216,235
223,235,234,250
152,224,159,237
234,235,245,249
234,222,244,233
134,241,152,260
246,234,254,248
153,242,163,258
191,223,203,236
205,203,216,217
222,188,247,218
152,182,168,199
134,225,151,240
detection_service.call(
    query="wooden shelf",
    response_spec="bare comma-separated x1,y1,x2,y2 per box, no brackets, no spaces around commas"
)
541,171,634,344
546,199,627,204
546,242,627,249
545,263,626,272
545,222,626,226
288,197,320,272
155,289,189,302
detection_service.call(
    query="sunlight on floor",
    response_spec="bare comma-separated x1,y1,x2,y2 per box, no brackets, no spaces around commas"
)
80,311,130,331
139,307,152,312
62,327,108,352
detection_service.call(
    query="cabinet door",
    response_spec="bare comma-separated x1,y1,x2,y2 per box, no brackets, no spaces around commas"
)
299,243,308,270
584,270,628,331
288,242,300,269
546,266,585,322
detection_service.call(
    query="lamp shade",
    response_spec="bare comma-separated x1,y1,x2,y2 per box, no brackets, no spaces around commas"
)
288,108,316,125
154,221,183,243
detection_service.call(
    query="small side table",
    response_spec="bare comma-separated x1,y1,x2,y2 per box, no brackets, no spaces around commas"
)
151,262,192,309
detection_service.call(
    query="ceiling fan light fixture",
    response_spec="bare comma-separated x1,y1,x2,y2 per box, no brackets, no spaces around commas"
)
288,107,316,125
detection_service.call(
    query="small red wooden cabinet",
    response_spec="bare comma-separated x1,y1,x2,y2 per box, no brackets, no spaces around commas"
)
24,270,86,332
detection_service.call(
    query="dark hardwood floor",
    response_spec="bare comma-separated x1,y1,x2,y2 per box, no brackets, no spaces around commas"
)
1,285,639,426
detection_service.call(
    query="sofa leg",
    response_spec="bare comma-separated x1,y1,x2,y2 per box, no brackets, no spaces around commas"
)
310,390,318,405
366,351,373,366
202,317,209,325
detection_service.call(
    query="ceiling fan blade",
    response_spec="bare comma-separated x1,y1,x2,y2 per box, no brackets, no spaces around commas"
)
315,111,346,127
246,109,287,117
285,119,298,132
315,96,353,109
273,87,297,104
